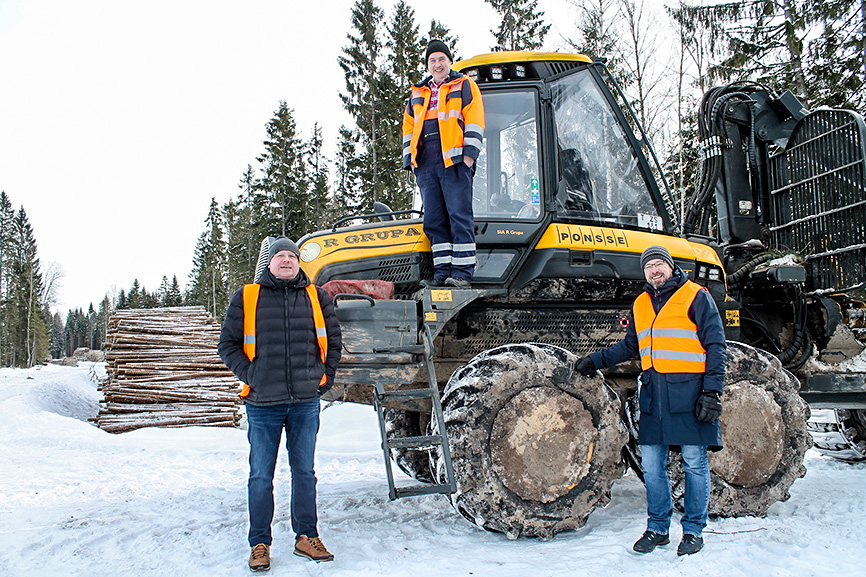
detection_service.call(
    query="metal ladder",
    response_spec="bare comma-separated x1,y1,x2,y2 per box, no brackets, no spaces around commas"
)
372,326,455,500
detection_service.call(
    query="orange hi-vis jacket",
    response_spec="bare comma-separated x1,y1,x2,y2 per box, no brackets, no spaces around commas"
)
239,283,328,398
633,280,708,373
402,71,485,169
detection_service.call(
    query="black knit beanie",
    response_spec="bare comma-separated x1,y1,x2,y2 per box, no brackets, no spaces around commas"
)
640,245,675,270
425,39,453,63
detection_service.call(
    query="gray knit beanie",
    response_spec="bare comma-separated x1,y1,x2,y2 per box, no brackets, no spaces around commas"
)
640,245,675,270
268,236,300,261
425,39,453,63
254,235,300,283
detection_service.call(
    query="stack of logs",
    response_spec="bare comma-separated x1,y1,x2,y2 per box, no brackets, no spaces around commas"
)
95,306,242,433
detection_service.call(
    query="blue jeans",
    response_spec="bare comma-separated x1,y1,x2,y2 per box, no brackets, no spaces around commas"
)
640,444,710,537
246,401,320,547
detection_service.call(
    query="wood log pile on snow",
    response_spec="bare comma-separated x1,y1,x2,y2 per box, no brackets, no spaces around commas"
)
95,306,242,433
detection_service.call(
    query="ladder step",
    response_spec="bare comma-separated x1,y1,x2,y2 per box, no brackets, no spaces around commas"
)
387,435,443,450
394,483,454,499
376,388,435,401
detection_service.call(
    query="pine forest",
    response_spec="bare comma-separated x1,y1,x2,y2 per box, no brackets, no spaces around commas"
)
0,0,863,366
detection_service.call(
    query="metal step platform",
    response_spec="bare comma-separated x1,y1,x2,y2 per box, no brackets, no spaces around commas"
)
372,326,455,500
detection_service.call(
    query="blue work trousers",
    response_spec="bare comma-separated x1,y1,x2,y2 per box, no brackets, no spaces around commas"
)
245,400,320,546
640,444,710,537
415,146,476,281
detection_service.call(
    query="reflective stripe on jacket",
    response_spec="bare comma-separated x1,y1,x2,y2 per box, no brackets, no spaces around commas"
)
402,71,485,169
633,280,707,373
240,282,328,397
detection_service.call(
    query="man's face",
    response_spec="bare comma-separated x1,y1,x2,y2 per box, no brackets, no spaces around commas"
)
643,258,673,289
268,250,300,281
427,52,452,84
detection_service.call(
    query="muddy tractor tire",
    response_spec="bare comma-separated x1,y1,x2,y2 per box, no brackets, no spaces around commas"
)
383,407,435,483
625,341,811,517
432,343,627,539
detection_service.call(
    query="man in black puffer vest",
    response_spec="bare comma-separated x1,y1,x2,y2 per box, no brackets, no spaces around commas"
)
219,236,341,572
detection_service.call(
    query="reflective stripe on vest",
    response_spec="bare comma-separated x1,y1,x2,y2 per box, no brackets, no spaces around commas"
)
239,283,328,397
402,74,485,169
633,280,707,373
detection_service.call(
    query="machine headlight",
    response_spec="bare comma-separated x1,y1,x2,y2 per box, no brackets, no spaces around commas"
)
300,242,322,262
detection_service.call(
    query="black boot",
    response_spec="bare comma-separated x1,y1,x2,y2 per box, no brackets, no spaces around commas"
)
632,530,670,553
677,534,704,556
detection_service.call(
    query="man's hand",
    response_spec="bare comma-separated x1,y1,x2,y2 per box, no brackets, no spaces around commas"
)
695,390,722,422
575,356,595,376
463,155,474,168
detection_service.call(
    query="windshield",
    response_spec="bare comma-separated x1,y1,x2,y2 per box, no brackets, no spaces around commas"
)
472,90,542,220
551,70,663,231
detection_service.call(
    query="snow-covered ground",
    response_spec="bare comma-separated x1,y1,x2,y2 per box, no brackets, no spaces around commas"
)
1,364,864,577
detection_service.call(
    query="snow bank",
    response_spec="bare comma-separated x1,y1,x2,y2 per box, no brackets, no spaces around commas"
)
0,364,863,577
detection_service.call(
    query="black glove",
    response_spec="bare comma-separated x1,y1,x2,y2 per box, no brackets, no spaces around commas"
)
575,356,596,377
695,390,722,422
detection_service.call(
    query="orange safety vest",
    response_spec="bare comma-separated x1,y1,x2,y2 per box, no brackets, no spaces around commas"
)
239,283,328,398
402,74,485,169
633,280,707,373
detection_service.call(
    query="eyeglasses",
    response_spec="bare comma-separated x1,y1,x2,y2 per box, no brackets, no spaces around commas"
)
643,261,670,271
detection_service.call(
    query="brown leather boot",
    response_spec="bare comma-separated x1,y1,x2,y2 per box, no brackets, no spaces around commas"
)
293,535,334,562
248,543,270,572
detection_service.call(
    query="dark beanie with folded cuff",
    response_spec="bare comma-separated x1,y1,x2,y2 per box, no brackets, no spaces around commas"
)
640,245,675,270
425,40,453,63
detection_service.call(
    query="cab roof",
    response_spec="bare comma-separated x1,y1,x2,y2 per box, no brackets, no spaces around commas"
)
453,51,593,83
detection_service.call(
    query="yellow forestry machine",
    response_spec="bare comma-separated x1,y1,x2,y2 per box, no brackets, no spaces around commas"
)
289,52,866,539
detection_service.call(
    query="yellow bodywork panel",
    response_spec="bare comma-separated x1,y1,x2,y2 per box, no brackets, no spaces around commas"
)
298,223,429,282
535,223,724,269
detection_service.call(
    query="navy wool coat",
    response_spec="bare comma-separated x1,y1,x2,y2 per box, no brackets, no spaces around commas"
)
588,268,726,450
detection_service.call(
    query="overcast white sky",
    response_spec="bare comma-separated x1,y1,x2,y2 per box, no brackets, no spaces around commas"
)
0,0,592,314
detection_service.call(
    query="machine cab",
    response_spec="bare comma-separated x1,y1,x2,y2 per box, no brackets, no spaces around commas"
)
450,52,676,284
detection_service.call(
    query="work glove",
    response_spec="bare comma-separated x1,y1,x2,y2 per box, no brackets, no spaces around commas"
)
575,356,596,377
551,356,596,384
695,390,722,422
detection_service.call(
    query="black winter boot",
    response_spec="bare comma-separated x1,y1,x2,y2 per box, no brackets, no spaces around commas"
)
632,530,670,553
677,534,704,556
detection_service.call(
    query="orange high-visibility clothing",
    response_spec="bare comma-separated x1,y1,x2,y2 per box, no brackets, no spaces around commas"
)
402,73,485,169
633,280,707,373
239,283,328,397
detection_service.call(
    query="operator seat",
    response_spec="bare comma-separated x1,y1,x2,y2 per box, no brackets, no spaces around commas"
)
559,148,595,212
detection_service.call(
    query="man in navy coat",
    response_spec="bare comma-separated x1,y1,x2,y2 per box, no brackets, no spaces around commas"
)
575,245,726,556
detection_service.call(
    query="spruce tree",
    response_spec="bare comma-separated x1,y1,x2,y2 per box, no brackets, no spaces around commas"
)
8,207,49,366
116,289,128,310
486,0,551,52
305,123,333,229
338,0,388,211
257,102,309,239
805,0,866,109
167,275,183,307
225,166,259,289
49,312,64,359
333,126,366,218
87,304,98,349
382,1,423,211
186,198,229,317
0,191,14,366
681,0,809,95
97,295,112,349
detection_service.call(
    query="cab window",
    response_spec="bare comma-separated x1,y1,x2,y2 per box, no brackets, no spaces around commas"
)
551,70,663,231
472,90,542,221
